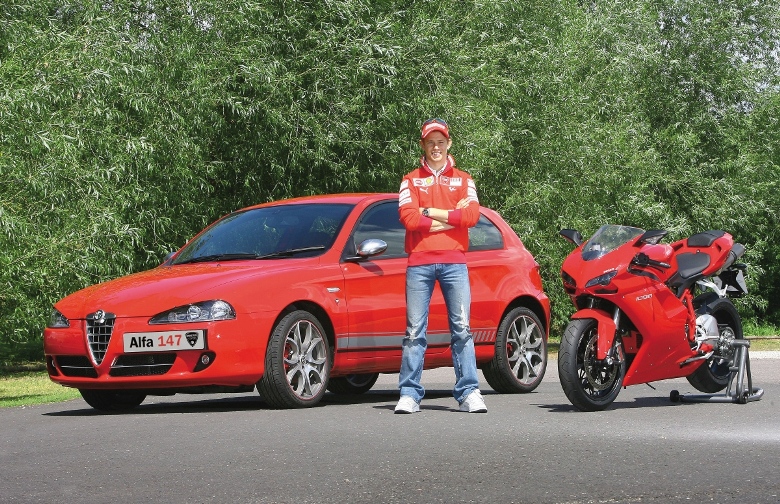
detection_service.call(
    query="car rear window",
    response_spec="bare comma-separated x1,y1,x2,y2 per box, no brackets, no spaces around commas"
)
468,215,504,251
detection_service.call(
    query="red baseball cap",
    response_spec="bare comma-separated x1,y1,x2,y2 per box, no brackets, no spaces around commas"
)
420,118,450,139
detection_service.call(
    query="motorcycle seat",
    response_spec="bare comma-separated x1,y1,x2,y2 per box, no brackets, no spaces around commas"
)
668,252,711,295
687,230,726,248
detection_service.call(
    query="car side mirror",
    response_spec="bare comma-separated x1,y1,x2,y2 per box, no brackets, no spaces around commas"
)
357,239,387,257
344,239,388,262
559,229,583,246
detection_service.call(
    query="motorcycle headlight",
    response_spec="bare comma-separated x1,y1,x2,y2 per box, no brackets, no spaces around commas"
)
149,300,236,324
49,309,70,328
585,270,618,288
561,270,577,288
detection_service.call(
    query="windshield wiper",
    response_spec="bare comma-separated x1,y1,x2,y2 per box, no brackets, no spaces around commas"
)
175,253,261,265
255,246,326,259
175,246,326,264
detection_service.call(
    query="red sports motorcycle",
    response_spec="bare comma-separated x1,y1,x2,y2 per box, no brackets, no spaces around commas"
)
557,224,758,411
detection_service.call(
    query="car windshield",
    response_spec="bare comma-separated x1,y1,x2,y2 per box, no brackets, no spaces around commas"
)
172,203,354,264
581,224,645,261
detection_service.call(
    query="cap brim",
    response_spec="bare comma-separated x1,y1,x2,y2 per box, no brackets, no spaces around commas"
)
421,123,450,139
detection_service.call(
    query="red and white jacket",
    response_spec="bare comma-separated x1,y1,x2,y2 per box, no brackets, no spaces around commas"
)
398,154,480,266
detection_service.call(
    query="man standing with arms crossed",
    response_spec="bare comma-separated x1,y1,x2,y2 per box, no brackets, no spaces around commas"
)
395,118,487,414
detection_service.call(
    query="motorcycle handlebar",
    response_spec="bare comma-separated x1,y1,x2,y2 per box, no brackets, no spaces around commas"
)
632,252,671,269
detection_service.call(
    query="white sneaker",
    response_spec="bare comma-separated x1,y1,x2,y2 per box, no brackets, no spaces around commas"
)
459,389,487,413
394,395,420,414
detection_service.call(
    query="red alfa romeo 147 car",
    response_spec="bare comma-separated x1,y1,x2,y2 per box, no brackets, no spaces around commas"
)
44,193,550,411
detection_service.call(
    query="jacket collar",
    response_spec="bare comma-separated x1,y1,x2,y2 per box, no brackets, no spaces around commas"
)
420,154,455,176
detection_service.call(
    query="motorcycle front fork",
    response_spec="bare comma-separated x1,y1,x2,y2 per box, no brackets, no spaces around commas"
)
603,306,625,367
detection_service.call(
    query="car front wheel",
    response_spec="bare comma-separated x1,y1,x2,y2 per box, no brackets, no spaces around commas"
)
79,389,146,412
257,310,331,408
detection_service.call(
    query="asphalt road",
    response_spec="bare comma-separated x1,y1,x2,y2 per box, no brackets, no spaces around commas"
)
2,355,779,504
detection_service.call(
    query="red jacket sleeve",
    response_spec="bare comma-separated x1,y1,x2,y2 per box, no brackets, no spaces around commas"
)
454,177,480,228
398,177,429,231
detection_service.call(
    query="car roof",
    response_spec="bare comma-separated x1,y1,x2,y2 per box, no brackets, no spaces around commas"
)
241,193,397,211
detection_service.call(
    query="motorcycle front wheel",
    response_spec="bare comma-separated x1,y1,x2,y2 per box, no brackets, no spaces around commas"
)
558,318,626,412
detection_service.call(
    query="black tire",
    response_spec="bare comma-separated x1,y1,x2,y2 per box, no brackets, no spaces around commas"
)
557,318,625,411
686,297,743,393
483,307,547,393
326,373,380,395
79,389,146,412
257,310,331,408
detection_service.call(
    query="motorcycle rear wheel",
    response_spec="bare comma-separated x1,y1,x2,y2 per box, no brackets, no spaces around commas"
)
558,318,625,412
687,297,744,393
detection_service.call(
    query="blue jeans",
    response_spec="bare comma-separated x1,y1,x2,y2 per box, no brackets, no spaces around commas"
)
399,263,479,404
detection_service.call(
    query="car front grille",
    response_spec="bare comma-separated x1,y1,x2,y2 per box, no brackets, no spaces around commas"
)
110,354,176,377
56,355,98,378
86,311,116,365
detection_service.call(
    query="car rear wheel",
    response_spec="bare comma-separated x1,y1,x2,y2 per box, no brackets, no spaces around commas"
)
326,373,379,395
257,310,331,408
79,389,146,412
482,307,547,393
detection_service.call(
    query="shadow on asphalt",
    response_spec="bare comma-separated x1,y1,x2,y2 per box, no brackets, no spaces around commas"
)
535,394,682,413
41,388,461,416
43,395,267,416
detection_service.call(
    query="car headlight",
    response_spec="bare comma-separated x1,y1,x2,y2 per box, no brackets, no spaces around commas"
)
49,309,70,328
149,300,236,324
585,270,618,288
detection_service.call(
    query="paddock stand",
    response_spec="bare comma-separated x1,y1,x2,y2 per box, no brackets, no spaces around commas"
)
670,339,764,404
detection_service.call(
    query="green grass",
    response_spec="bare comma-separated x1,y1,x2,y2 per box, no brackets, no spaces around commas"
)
744,336,780,351
742,322,780,338
0,369,81,408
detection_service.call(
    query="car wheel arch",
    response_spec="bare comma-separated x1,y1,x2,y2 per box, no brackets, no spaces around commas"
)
501,296,550,338
272,301,336,350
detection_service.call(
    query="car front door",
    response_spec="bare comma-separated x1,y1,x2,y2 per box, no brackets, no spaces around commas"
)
339,201,449,372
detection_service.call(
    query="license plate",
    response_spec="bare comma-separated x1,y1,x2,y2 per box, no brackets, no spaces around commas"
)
123,330,206,353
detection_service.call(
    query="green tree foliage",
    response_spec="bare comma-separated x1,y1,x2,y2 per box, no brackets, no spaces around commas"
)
1,0,778,362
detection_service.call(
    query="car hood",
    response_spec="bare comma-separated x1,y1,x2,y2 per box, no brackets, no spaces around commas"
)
55,262,305,319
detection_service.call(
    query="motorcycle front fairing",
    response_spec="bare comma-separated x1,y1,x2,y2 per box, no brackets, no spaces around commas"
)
569,265,701,386
616,278,699,386
561,225,707,386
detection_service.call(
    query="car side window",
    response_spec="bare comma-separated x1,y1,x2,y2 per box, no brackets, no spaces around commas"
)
468,215,504,251
349,202,407,259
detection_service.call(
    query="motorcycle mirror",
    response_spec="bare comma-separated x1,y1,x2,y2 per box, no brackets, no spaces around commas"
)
638,229,668,245
559,229,583,246
633,252,650,266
